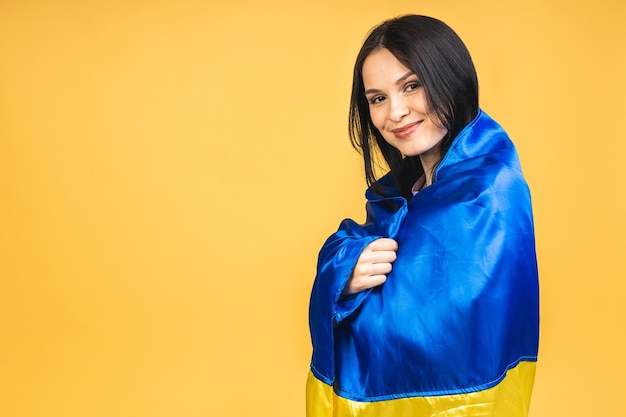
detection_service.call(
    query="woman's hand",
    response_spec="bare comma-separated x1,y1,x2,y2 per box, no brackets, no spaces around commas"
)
343,238,398,295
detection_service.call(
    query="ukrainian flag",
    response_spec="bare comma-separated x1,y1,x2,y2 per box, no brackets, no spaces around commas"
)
307,111,539,416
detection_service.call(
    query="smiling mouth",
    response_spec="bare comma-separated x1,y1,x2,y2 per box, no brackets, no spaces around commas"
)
392,121,422,138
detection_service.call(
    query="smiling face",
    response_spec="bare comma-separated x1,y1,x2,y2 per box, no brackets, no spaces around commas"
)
362,48,448,177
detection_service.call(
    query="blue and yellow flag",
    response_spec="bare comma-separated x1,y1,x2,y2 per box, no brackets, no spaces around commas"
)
308,111,539,416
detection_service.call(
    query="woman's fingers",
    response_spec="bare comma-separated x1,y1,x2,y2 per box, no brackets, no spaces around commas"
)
360,238,398,264
359,249,397,264
349,274,388,293
343,238,399,295
352,259,393,277
368,238,398,251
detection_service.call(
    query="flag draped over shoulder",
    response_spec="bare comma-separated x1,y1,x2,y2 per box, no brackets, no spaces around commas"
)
307,110,539,417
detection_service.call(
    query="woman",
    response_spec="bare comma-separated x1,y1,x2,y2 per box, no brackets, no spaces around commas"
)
307,15,539,417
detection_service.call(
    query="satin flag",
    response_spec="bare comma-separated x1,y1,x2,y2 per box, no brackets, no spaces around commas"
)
308,111,539,416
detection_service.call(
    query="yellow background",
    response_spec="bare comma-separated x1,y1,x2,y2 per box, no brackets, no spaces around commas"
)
1,1,624,416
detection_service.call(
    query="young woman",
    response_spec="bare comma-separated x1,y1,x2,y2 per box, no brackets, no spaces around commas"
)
307,15,539,417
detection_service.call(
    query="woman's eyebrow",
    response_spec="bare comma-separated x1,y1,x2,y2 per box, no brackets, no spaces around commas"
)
364,71,417,95
396,71,417,84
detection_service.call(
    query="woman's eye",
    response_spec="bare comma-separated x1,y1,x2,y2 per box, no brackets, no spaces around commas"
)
370,96,386,104
406,82,421,91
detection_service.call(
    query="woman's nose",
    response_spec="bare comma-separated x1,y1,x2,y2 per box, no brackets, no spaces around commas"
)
389,96,409,122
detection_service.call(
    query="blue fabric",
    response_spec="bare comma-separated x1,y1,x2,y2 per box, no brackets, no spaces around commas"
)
308,110,539,401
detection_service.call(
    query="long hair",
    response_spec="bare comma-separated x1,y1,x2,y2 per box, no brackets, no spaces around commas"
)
349,15,479,197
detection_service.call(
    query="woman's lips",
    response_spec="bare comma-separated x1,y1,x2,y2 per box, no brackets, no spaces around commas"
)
392,121,421,139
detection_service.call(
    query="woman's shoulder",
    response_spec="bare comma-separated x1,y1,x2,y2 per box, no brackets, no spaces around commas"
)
437,110,522,178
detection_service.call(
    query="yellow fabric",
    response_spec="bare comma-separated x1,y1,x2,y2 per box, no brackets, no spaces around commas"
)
306,361,536,417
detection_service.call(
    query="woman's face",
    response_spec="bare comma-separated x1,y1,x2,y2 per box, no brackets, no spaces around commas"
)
362,48,448,172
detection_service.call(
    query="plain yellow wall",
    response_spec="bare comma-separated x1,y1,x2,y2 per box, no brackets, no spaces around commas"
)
1,1,624,416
